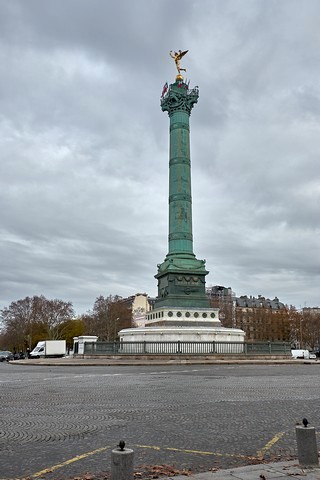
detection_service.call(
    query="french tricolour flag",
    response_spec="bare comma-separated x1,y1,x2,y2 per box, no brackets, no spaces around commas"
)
161,82,168,98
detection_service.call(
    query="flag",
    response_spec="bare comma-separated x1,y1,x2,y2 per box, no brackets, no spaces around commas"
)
161,82,168,97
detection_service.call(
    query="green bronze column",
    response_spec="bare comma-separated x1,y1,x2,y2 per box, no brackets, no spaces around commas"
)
154,54,209,309
166,86,195,256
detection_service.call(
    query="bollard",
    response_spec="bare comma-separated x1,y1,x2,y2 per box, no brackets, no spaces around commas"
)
111,442,134,480
296,425,319,466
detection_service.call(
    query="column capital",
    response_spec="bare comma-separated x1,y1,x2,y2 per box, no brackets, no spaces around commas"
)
161,81,199,116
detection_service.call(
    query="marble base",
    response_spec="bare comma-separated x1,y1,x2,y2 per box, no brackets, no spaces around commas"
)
119,305,245,353
119,325,245,343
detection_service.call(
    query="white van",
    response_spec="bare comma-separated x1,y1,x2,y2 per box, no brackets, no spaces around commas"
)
291,349,313,359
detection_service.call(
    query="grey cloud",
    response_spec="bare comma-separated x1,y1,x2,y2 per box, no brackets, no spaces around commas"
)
0,0,319,314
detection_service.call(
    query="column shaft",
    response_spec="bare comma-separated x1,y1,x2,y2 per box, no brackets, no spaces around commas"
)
168,111,193,255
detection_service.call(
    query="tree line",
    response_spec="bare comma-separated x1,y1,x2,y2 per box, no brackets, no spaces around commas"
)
0,294,132,352
1,293,319,353
212,297,320,350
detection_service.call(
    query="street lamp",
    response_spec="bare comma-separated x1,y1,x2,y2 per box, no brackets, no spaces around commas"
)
300,318,304,348
114,317,120,340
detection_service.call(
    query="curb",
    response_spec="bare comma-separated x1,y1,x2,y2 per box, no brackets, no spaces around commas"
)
9,358,319,366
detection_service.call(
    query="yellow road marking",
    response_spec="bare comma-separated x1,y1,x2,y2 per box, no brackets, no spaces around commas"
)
31,445,111,478
256,431,285,459
29,436,285,479
135,444,256,460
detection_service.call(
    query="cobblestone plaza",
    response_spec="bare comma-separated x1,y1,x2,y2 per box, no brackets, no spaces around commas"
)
1,363,320,479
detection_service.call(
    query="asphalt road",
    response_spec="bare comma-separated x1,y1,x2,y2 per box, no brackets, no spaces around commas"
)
1,363,320,479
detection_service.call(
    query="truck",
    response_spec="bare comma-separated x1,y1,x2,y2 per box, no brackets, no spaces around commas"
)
291,349,316,360
30,340,66,358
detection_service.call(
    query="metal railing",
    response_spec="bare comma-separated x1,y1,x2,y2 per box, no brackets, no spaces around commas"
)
82,341,291,356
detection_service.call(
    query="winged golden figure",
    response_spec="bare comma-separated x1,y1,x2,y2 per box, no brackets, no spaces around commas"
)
170,49,189,76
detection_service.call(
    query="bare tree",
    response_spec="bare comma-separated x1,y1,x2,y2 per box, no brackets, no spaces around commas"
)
0,296,38,350
87,295,132,341
288,306,301,348
36,298,75,339
0,295,75,350
233,306,291,342
299,310,320,350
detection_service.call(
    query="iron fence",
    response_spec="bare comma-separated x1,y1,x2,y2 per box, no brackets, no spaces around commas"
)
82,341,291,356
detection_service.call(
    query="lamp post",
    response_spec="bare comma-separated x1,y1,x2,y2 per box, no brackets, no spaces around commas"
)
300,318,303,348
114,317,120,341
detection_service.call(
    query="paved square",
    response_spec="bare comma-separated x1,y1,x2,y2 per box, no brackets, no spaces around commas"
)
1,363,319,479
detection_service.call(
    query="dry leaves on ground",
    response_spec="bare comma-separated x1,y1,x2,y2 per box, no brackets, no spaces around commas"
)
68,464,193,480
134,464,193,478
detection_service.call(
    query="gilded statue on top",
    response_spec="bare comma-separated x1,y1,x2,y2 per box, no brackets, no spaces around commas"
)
169,50,188,77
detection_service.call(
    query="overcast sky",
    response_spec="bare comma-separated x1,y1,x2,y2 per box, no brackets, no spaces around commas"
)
0,0,319,315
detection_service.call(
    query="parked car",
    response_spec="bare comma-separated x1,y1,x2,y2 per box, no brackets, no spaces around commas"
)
309,352,317,359
0,351,14,362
